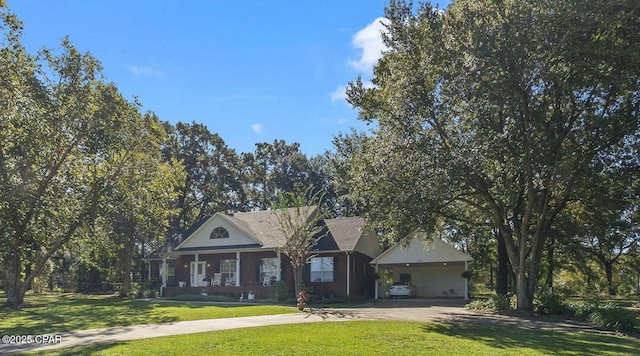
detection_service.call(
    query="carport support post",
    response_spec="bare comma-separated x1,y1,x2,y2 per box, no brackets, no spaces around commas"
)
374,264,379,300
464,260,469,301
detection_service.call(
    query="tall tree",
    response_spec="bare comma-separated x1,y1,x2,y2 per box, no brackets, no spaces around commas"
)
103,115,184,296
241,140,316,210
569,164,639,294
162,122,242,235
0,4,172,307
345,0,640,309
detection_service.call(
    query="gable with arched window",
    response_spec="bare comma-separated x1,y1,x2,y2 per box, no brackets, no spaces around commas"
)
210,227,229,239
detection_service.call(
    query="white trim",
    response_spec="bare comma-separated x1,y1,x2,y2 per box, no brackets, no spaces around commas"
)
161,255,167,297
235,252,241,287
374,263,379,300
174,213,264,251
276,251,281,281
464,260,469,300
346,252,351,297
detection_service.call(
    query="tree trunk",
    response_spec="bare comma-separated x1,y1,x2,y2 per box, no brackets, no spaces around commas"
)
545,235,555,290
293,257,304,296
515,269,533,310
496,230,508,296
4,253,26,308
604,261,615,295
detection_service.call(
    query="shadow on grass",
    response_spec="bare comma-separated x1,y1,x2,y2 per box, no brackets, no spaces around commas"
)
1,296,172,335
421,322,640,355
1,293,293,336
305,307,360,320
0,294,215,335
40,341,122,356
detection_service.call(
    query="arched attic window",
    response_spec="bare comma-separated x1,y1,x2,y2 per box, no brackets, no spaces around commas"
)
210,227,229,239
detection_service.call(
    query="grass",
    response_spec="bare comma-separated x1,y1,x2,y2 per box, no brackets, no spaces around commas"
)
43,321,640,355
0,292,295,335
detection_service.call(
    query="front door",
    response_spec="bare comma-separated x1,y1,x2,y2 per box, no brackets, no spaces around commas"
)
190,261,206,287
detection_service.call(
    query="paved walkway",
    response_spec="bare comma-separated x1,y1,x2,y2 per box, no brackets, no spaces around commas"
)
0,299,609,354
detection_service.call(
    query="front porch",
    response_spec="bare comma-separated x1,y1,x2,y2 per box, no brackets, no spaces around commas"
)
157,250,291,298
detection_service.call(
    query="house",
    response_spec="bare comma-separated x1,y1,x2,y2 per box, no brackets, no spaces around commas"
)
146,207,381,300
371,230,474,300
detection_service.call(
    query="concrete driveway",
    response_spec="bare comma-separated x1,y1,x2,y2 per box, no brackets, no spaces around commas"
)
309,298,607,334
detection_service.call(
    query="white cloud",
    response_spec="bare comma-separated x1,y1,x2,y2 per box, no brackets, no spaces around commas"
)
130,65,164,77
348,17,389,74
330,85,347,102
251,123,264,135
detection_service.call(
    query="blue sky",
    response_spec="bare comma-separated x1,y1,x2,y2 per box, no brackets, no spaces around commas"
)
7,1,449,156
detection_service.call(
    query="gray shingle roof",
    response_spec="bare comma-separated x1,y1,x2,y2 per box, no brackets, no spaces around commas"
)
319,217,367,251
147,207,374,258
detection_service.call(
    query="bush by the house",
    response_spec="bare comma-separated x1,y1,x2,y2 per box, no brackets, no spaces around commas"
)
167,294,238,302
269,281,291,302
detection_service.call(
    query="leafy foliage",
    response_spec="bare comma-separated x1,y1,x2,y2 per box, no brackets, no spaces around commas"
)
0,5,181,307
344,0,640,310
272,186,327,296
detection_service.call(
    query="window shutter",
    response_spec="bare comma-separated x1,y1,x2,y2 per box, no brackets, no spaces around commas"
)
333,256,338,282
255,260,260,282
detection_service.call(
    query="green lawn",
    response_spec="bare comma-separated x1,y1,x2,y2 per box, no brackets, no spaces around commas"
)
0,293,295,335
43,321,640,356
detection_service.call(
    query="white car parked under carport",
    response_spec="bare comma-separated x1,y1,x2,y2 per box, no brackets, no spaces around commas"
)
389,281,416,298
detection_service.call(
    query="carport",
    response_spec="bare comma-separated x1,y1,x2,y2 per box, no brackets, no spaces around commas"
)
371,231,473,300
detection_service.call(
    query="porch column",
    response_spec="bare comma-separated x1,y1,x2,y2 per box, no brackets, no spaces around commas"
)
160,255,167,297
161,255,167,288
236,252,241,286
346,252,351,297
464,260,469,301
276,251,281,281
374,264,379,300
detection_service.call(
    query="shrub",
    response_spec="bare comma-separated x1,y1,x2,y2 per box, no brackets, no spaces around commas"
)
466,295,512,311
492,295,512,311
466,299,492,310
269,281,291,302
167,294,237,302
563,300,598,319
588,302,638,332
533,293,565,315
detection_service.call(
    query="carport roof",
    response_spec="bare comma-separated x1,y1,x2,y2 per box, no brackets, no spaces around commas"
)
371,230,473,265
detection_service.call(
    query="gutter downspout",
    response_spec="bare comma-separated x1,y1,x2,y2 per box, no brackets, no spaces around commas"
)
346,252,350,297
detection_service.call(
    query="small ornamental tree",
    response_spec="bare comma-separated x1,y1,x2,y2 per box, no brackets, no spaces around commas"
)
272,187,327,297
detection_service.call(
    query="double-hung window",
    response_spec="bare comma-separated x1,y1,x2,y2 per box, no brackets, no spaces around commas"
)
220,259,236,283
260,258,278,284
310,257,334,282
